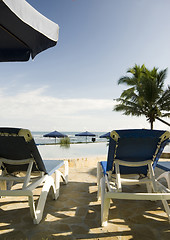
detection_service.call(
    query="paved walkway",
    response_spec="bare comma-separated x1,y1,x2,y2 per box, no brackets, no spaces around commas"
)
0,157,170,240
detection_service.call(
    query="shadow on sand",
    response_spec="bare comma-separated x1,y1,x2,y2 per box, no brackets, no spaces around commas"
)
0,167,170,239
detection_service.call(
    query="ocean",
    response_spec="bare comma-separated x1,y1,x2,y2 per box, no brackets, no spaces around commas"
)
33,131,108,159
32,131,170,160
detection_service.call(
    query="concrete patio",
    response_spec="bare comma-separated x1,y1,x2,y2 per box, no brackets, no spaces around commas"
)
0,156,170,240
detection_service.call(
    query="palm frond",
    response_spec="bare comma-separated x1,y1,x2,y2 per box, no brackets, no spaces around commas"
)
114,64,169,129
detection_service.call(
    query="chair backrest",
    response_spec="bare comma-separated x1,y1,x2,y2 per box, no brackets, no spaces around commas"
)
107,129,170,175
0,127,46,174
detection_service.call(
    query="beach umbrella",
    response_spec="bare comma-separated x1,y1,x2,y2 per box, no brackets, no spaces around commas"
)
99,132,110,138
75,131,96,142
43,131,68,143
0,0,59,62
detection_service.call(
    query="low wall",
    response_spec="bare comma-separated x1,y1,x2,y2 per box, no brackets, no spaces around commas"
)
161,152,170,158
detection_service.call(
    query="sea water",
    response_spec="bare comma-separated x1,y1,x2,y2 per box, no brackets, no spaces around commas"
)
33,131,108,159
38,142,108,160
32,132,170,160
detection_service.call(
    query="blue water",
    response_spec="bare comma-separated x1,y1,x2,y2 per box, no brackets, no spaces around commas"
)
32,132,170,160
33,131,108,159
38,142,108,160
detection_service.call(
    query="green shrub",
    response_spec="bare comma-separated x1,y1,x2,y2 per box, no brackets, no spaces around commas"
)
60,137,70,146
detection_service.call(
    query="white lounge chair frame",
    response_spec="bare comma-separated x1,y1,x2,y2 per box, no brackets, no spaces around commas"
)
0,157,68,224
0,127,69,224
97,161,170,226
97,130,170,226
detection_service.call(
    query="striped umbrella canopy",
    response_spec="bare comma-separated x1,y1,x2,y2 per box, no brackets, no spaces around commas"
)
0,0,59,61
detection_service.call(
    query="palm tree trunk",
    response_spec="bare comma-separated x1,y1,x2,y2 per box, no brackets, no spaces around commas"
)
156,117,170,127
151,121,153,130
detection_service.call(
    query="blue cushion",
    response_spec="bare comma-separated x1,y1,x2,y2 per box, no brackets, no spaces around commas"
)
100,161,107,176
105,129,169,176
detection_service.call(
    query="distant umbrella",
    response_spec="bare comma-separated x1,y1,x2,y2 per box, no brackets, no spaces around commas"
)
99,132,110,138
75,131,96,137
43,131,67,143
75,131,96,142
0,0,59,62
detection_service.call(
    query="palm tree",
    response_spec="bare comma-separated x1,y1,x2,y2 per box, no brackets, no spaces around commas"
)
114,64,170,129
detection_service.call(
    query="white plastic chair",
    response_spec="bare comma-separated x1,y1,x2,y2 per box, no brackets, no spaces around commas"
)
0,127,68,224
97,129,170,226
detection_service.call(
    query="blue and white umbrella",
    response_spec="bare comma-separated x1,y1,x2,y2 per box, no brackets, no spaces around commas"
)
0,0,59,61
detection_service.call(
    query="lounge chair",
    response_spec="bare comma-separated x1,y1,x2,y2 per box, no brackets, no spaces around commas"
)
0,127,68,224
97,129,170,226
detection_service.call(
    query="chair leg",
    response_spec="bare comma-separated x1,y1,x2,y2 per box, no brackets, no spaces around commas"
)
157,171,170,220
97,162,102,200
61,161,68,184
28,194,37,221
115,161,122,192
32,176,56,224
101,176,110,226
54,170,61,199
148,162,157,192
64,160,69,184
161,199,170,222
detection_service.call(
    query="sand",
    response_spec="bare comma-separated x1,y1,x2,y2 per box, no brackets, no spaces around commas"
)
0,156,169,240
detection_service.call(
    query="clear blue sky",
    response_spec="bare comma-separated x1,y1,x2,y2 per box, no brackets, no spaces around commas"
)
1,0,170,131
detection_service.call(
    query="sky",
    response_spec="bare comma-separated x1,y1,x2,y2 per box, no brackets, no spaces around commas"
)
1,0,170,132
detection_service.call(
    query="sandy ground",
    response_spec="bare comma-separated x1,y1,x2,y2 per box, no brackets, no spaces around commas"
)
0,155,170,240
